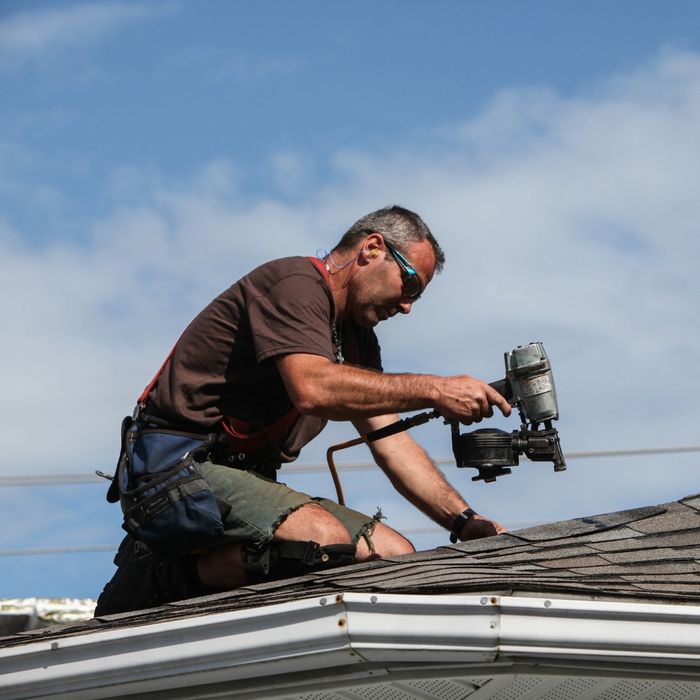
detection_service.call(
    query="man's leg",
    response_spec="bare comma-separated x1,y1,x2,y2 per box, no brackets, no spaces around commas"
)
355,521,414,559
196,495,415,588
311,497,414,560
95,534,204,616
197,501,354,588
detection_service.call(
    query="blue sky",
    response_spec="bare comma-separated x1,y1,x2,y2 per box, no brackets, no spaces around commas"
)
1,1,699,598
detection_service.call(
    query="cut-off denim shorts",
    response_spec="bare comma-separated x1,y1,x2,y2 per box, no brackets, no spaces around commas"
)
195,460,380,550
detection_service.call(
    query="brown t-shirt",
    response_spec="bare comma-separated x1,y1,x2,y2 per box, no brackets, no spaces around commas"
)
147,256,382,462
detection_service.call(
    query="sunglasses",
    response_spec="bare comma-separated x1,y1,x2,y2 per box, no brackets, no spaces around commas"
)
385,243,423,300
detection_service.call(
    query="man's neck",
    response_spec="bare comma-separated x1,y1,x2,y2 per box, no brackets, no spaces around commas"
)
323,250,356,321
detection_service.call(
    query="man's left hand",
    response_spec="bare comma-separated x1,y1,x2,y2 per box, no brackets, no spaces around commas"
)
459,514,507,541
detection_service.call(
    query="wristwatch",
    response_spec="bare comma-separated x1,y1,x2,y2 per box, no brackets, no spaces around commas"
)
449,507,477,543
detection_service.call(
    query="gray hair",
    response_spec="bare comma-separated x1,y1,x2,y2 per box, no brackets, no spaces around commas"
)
333,205,445,272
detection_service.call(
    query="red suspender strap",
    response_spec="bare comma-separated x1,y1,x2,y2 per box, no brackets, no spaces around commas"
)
307,256,331,285
221,411,299,453
136,344,178,408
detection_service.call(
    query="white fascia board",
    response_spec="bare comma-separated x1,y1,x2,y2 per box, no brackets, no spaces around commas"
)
0,596,359,700
347,594,700,677
2,593,700,700
497,596,700,672
0,594,498,700
345,594,700,679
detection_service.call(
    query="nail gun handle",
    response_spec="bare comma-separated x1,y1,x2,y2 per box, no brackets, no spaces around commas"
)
489,378,513,403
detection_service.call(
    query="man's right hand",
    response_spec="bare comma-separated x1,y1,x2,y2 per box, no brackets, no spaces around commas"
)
435,375,512,424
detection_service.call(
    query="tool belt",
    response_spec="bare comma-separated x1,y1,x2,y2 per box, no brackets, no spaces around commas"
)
106,411,286,556
107,416,227,557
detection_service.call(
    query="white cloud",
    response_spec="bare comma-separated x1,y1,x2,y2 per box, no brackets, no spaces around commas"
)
213,56,306,86
158,47,306,87
267,150,315,198
0,1,176,68
1,49,698,536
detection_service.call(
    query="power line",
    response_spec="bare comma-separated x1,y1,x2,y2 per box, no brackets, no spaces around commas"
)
0,544,118,557
1,445,698,487
0,522,548,558
0,445,697,557
0,474,103,487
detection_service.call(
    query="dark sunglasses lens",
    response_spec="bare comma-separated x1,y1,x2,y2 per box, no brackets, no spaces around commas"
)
403,274,422,299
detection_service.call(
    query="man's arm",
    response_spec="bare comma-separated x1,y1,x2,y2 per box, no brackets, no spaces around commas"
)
353,414,505,540
275,353,511,425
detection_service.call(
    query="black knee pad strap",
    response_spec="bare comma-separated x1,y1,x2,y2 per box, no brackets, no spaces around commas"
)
244,540,356,582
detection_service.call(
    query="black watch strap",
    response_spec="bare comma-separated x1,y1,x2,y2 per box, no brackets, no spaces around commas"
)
449,507,477,543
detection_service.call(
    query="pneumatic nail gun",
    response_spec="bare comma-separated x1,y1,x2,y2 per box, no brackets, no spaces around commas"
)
452,341,566,482
325,342,566,504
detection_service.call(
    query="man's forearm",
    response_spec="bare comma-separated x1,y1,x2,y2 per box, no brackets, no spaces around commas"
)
354,416,506,541
278,354,440,419
374,439,507,541
366,428,469,530
301,364,442,419
276,353,511,424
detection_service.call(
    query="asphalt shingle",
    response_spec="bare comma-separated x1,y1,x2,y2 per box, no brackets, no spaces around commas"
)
5,492,700,648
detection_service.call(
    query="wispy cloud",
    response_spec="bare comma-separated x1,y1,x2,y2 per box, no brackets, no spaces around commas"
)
160,47,306,86
0,1,176,68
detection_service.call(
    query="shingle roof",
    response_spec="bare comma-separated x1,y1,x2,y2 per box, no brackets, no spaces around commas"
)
3,493,700,648
211,494,700,609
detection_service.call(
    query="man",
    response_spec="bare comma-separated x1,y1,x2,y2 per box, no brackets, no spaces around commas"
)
95,206,510,614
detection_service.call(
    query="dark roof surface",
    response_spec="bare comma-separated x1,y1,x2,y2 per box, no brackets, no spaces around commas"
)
4,493,700,647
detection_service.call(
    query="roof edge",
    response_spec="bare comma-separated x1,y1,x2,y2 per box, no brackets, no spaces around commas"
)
3,593,700,699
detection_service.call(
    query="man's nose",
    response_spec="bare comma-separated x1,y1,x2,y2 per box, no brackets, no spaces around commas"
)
398,300,413,315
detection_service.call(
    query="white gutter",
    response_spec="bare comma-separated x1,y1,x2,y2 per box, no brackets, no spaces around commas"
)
1,593,700,700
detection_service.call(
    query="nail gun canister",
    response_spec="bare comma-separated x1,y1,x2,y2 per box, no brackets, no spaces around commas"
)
505,343,560,423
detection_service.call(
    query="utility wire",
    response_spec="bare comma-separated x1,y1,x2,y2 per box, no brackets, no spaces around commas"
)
0,523,548,558
1,445,699,487
0,545,118,557
0,446,697,557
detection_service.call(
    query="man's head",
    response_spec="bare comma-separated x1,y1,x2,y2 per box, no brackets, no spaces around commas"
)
333,206,445,272
332,206,445,327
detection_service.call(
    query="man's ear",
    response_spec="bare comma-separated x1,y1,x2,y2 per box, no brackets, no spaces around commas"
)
361,232,383,262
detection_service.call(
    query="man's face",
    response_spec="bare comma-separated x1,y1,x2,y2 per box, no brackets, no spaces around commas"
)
350,238,436,327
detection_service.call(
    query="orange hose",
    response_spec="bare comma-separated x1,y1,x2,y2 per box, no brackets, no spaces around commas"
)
325,435,367,506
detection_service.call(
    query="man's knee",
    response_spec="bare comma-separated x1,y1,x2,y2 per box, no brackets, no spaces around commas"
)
356,521,414,560
197,502,357,589
196,542,246,589
274,501,353,546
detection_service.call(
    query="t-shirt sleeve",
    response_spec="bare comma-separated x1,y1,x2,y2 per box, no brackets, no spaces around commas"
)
361,329,383,371
343,322,383,371
247,273,334,364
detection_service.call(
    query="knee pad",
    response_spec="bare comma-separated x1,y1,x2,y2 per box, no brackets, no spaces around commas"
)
244,540,356,583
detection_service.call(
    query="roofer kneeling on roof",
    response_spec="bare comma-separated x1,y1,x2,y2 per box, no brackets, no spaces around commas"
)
95,206,512,615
